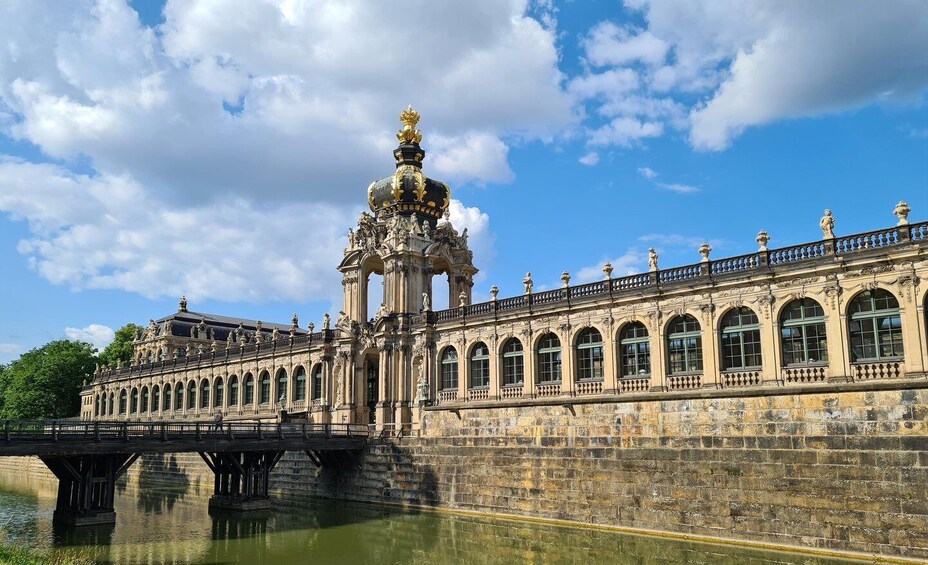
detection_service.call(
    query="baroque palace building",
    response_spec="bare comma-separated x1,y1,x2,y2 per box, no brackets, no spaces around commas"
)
81,108,928,433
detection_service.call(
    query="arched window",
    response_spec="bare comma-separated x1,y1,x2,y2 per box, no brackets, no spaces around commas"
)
537,333,562,383
440,347,458,390
667,315,703,374
187,381,196,409
311,365,323,401
721,307,762,370
199,379,210,409
119,390,128,414
157,348,165,361
469,342,490,388
275,369,288,404
141,386,149,413
130,388,139,414
619,322,650,377
294,367,306,401
109,392,116,416
162,384,171,412
501,338,524,386
575,328,604,381
228,375,239,406
780,298,828,365
214,377,224,408
259,371,271,404
174,382,183,411
244,373,254,405
151,385,160,412
94,395,100,418
848,289,903,361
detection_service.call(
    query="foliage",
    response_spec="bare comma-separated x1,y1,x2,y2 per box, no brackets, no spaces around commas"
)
0,341,95,420
0,540,97,565
96,323,142,368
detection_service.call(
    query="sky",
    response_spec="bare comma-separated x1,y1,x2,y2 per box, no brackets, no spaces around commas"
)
0,0,926,362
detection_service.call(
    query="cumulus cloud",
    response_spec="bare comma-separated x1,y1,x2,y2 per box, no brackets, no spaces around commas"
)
0,0,566,303
574,249,644,284
64,324,115,351
637,167,657,179
578,152,599,166
657,182,698,194
573,0,928,150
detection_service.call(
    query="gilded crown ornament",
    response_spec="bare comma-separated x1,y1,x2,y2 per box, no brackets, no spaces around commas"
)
397,105,423,144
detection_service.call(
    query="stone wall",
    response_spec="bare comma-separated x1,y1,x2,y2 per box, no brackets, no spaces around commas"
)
3,384,927,561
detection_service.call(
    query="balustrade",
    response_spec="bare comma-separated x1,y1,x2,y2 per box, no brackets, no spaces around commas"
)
835,228,898,254
619,377,650,393
534,383,561,397
852,362,904,381
721,371,761,388
436,390,458,405
667,374,702,390
467,388,489,401
575,380,603,395
500,386,523,399
710,253,758,275
768,242,827,265
781,365,827,384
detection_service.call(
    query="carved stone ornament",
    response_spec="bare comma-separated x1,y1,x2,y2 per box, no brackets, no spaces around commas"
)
823,285,842,309
698,303,715,323
820,209,835,239
756,229,770,251
895,274,918,301
523,272,533,294
698,242,712,263
648,248,658,272
893,200,911,226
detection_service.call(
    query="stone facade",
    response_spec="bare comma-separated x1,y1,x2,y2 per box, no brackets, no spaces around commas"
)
72,109,928,557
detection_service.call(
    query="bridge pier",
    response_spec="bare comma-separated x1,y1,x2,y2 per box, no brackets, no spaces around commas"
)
199,451,284,511
40,453,139,526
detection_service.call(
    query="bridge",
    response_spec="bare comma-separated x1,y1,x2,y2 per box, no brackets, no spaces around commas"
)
0,420,369,525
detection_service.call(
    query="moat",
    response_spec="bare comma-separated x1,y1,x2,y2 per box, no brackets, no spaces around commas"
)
0,468,866,565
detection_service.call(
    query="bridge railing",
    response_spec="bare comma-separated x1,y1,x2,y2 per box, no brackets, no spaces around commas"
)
0,420,370,444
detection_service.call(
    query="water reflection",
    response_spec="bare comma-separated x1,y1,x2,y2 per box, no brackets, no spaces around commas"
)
0,469,867,565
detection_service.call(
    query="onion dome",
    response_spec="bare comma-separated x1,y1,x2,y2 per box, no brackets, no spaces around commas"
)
368,106,450,224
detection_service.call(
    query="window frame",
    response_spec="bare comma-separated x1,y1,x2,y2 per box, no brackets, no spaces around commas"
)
469,342,490,389
501,338,524,387
780,298,828,366
575,328,604,382
666,315,703,375
440,347,459,391
848,289,904,362
720,307,762,370
537,333,562,384
619,322,651,378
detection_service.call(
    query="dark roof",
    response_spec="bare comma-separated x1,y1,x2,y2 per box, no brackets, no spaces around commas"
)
153,310,308,341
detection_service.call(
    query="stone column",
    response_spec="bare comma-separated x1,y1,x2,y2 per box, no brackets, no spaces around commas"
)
651,315,667,392
375,347,392,431
489,337,500,400
701,306,721,388
824,293,850,381
523,333,535,398
760,309,781,384
560,325,575,396
603,322,618,394
899,285,926,375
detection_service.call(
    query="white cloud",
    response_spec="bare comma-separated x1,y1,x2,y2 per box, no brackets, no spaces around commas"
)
574,1,928,150
574,249,644,284
0,0,565,302
578,152,599,166
64,323,115,351
657,182,699,194
637,166,657,179
588,117,663,146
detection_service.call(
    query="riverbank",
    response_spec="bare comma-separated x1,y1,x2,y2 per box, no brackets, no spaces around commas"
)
2,386,926,562
0,541,96,565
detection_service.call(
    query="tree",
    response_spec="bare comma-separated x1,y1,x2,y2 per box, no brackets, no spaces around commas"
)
0,340,96,420
97,323,142,368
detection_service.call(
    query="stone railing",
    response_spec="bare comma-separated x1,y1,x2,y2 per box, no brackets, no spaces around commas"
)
782,365,828,384
535,383,561,398
290,400,306,411
436,390,458,405
500,385,523,399
467,388,489,401
667,374,702,390
421,220,928,328
852,361,904,381
619,377,651,393
575,380,603,395
722,370,761,388
91,330,334,385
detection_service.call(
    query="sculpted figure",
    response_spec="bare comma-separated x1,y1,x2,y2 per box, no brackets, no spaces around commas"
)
347,228,355,248
375,302,387,319
422,292,431,312
415,368,429,403
820,209,835,239
648,248,659,272
523,272,533,294
323,313,331,331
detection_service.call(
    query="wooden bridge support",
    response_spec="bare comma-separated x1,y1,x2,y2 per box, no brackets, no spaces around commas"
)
199,451,284,511
40,453,139,526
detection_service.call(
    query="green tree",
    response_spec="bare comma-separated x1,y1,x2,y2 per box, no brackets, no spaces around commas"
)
0,340,96,420
97,323,141,368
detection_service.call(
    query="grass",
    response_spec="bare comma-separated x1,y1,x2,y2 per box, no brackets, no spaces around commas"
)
0,540,97,565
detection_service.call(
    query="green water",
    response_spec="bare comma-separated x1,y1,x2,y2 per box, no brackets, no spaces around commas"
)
0,472,867,565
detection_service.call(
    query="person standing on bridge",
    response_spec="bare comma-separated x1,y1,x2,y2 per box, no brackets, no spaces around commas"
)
213,411,223,431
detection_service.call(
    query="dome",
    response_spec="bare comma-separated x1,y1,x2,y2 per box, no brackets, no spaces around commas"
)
368,106,450,223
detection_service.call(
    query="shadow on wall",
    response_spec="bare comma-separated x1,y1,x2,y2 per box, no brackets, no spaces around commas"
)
133,453,191,514
314,440,440,510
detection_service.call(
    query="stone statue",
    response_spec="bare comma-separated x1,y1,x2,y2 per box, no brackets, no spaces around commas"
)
163,319,172,336
415,368,429,403
422,292,431,312
459,290,467,307
347,228,355,248
894,200,911,226
523,272,533,294
820,209,835,239
308,322,315,333
271,326,280,341
490,285,499,300
460,227,468,247
603,262,613,280
336,310,349,329
698,242,712,263
145,319,157,339
323,313,331,331
334,377,343,409
374,303,387,319
756,229,770,251
648,248,659,272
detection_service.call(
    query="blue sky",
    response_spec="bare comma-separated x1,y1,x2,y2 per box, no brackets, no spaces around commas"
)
0,0,926,362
